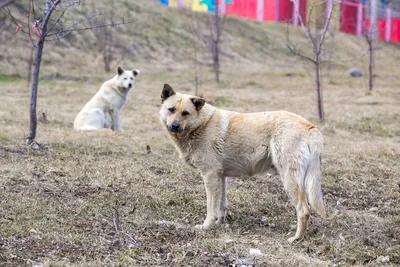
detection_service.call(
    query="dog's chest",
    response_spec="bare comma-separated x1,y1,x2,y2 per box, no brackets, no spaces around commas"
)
179,137,225,171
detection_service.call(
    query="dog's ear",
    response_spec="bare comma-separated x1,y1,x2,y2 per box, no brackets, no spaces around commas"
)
133,69,140,77
190,97,206,111
161,84,176,102
117,66,124,76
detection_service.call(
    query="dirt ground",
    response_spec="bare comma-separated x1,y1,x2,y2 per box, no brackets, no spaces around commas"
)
0,62,399,266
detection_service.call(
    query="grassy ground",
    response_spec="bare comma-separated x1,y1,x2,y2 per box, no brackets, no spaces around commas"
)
1,1,400,266
0,65,399,266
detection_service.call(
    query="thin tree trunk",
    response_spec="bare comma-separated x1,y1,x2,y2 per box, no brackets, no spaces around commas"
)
104,28,112,72
194,37,199,96
26,0,54,146
26,38,45,146
214,1,220,83
368,38,373,92
315,58,324,122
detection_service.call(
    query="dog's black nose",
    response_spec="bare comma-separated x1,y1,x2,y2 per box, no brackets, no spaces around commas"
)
170,121,180,132
128,83,132,88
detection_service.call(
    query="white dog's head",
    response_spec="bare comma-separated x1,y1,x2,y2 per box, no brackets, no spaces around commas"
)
116,66,140,90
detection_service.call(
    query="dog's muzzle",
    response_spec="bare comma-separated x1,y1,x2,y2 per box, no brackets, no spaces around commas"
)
168,121,182,133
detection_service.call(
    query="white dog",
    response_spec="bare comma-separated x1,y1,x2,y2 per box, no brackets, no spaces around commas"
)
74,66,139,131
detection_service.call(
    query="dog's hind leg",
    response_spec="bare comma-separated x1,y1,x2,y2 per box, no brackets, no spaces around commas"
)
79,109,106,130
279,165,310,243
196,169,227,230
273,145,310,243
287,178,310,243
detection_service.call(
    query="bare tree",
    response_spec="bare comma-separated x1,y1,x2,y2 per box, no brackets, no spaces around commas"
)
286,0,334,122
191,2,226,83
365,27,374,93
4,0,134,147
365,1,379,93
91,0,116,73
189,11,204,96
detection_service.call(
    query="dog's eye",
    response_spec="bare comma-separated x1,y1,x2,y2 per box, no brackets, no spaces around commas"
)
130,77,133,80
124,78,127,80
168,107,175,113
182,111,189,116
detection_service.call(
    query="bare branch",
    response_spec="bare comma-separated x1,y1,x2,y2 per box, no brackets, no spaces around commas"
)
45,1,77,36
285,22,316,64
286,44,316,64
317,1,333,54
292,0,317,52
44,19,135,41
47,6,123,37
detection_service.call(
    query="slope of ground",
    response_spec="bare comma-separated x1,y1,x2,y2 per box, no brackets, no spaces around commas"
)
1,0,400,79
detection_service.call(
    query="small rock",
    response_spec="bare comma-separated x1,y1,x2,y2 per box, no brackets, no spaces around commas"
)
249,248,263,256
29,228,39,234
376,255,390,264
349,68,364,77
112,239,121,247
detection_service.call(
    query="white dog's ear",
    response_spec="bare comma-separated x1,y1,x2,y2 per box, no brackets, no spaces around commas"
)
133,69,140,77
190,97,205,111
161,84,175,103
117,66,124,76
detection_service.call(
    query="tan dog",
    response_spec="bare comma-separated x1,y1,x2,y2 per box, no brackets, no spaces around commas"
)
159,84,326,243
74,66,140,131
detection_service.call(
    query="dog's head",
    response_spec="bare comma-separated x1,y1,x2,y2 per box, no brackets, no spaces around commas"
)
159,84,205,134
116,66,140,90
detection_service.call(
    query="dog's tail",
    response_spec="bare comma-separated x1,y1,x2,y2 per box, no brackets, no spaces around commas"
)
305,129,326,219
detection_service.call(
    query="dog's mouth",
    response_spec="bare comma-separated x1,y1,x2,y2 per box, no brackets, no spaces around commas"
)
167,126,183,133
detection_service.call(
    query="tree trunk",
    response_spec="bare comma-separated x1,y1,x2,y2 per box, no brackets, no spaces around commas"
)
103,29,112,72
213,40,220,83
26,0,54,146
213,0,220,83
26,38,45,146
315,58,324,122
368,38,373,92
194,37,200,96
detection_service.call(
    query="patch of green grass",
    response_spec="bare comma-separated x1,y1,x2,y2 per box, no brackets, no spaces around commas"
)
0,74,22,83
334,117,396,137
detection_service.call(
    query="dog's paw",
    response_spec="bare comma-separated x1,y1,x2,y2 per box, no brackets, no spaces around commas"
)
195,223,214,231
287,236,303,243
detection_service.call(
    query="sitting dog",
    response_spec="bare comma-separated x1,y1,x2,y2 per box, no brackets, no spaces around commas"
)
159,84,326,243
74,66,140,131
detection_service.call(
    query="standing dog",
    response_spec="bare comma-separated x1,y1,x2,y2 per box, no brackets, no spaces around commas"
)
74,66,140,131
159,84,326,243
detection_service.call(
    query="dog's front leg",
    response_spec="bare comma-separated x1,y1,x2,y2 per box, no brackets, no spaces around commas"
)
196,170,228,230
111,108,123,132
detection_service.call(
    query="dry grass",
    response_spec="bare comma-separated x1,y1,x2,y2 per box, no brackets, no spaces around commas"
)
1,1,400,266
0,65,399,266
